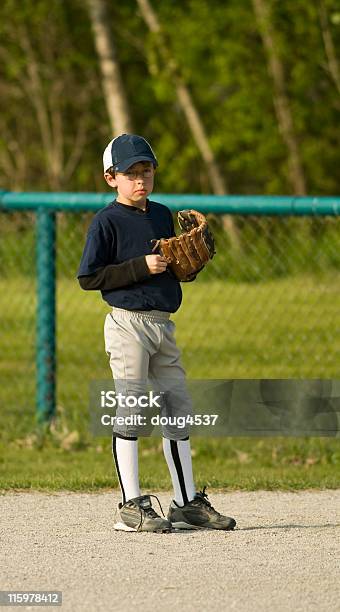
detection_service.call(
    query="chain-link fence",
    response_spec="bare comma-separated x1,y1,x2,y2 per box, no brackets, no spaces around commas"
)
1,197,340,440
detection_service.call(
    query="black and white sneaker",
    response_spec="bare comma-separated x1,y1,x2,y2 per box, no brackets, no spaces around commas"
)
114,494,172,533
168,487,236,531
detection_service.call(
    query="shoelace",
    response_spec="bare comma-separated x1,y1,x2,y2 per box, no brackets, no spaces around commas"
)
135,494,166,532
194,486,219,514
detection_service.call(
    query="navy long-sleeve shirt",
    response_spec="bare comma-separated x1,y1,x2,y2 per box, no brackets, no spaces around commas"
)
77,199,183,312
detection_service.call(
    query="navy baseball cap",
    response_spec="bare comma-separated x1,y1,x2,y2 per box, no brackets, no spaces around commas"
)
103,134,158,173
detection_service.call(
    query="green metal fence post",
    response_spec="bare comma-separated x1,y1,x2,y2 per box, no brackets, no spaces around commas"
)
36,207,56,424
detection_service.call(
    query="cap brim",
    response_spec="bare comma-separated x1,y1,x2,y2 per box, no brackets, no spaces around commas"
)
115,155,158,172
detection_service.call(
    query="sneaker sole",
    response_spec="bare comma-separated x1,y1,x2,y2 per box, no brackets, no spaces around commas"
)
171,520,236,531
113,521,137,532
114,521,172,533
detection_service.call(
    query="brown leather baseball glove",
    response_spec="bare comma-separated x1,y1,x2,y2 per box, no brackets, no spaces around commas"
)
151,209,216,282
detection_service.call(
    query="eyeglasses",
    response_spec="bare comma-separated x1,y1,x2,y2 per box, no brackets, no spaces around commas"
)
118,167,154,181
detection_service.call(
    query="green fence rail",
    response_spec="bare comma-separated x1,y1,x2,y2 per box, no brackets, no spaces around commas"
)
2,192,340,214
1,192,340,428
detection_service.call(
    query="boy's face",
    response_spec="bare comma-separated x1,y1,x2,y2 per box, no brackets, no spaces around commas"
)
104,161,155,207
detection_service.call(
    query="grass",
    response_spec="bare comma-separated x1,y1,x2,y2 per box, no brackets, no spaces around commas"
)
1,274,340,490
1,437,339,492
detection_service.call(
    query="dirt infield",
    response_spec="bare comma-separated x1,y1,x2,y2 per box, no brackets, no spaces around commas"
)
1,490,339,611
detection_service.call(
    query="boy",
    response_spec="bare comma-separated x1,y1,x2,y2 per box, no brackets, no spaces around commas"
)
78,133,236,533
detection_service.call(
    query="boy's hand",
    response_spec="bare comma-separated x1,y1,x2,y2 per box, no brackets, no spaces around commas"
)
145,254,168,274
